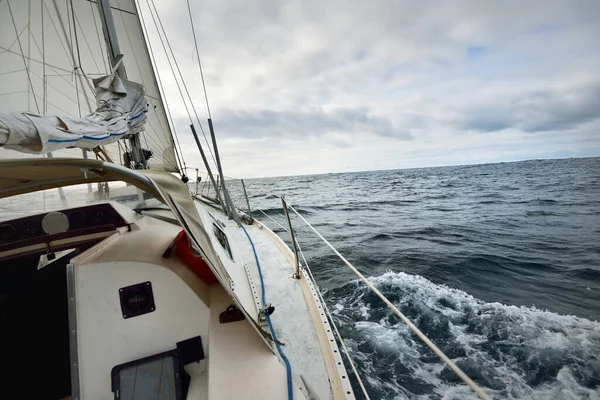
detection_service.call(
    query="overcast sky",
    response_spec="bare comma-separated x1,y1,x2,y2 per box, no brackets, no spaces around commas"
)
147,0,600,178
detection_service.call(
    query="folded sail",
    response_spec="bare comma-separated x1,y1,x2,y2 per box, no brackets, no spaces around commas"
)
0,0,179,172
0,63,148,154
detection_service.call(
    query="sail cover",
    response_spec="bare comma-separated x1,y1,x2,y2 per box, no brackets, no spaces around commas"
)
0,0,179,172
0,62,148,154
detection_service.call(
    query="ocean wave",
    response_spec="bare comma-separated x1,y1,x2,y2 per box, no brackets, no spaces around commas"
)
365,227,447,242
526,210,560,217
330,271,600,399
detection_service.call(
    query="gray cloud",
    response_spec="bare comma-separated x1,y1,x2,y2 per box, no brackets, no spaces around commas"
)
143,0,600,177
462,84,600,133
210,107,413,140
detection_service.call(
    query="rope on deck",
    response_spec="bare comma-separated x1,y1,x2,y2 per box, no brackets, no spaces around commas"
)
257,208,371,400
240,224,294,400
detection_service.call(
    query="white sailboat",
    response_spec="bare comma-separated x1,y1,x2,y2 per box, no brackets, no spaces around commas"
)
0,1,354,399
0,1,491,400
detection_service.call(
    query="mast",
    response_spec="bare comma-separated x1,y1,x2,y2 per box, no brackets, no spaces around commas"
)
96,0,146,169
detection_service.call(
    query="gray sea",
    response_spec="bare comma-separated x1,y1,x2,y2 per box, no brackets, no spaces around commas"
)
246,157,600,399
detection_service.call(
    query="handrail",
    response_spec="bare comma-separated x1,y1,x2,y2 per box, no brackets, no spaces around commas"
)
285,204,492,400
281,197,301,279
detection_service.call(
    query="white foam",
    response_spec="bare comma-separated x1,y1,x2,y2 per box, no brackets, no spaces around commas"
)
332,271,600,399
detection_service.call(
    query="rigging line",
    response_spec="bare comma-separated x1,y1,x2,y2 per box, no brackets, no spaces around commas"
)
150,0,215,167
49,0,95,106
134,119,170,151
65,0,73,74
146,99,178,150
296,240,371,400
143,0,201,170
0,24,28,55
142,132,150,153
73,9,101,73
68,0,94,113
287,204,491,400
114,0,147,87
185,0,211,119
42,1,74,69
82,0,135,16
0,69,26,77
0,91,28,97
89,0,108,73
139,128,172,157
113,0,179,168
26,33,91,102
66,0,82,117
147,0,217,167
33,92,72,115
117,140,123,164
143,113,174,150
28,0,31,112
28,68,88,109
137,1,186,172
0,45,72,75
144,1,196,145
7,0,40,113
145,119,177,157
42,0,46,114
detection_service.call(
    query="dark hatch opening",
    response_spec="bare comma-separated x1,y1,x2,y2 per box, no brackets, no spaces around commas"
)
0,251,76,399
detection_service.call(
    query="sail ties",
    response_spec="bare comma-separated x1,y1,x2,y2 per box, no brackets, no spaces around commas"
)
0,57,149,155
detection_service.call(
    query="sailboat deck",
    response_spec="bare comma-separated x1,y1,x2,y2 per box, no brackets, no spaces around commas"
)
207,284,306,399
198,202,343,399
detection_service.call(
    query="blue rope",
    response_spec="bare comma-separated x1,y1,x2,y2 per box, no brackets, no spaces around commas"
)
240,224,294,400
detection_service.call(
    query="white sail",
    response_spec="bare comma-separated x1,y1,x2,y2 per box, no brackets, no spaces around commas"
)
0,0,179,172
0,60,149,154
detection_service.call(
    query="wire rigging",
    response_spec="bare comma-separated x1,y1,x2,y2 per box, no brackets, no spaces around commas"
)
0,24,29,56
286,204,491,400
144,0,203,164
42,0,74,69
25,31,91,102
256,207,371,398
51,0,93,113
7,0,40,113
68,0,94,112
42,0,46,114
185,0,212,119
89,0,108,73
66,0,82,116
73,10,102,74
112,0,177,167
146,0,217,167
137,0,187,173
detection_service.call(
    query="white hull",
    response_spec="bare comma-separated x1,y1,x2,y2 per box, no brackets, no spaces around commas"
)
0,159,354,399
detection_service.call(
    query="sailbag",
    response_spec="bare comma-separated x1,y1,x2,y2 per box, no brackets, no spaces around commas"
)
0,60,148,154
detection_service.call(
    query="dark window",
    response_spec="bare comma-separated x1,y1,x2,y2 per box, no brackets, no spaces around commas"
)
213,224,233,260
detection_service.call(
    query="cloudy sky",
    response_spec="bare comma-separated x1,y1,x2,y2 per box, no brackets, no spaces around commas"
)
146,0,600,178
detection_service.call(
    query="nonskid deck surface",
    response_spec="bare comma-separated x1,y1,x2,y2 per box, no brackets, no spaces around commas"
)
196,201,333,399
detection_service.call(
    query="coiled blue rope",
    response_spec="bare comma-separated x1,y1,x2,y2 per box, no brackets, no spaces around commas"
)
240,224,294,400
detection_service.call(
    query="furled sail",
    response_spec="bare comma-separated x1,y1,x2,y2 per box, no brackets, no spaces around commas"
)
0,60,148,154
0,0,180,172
